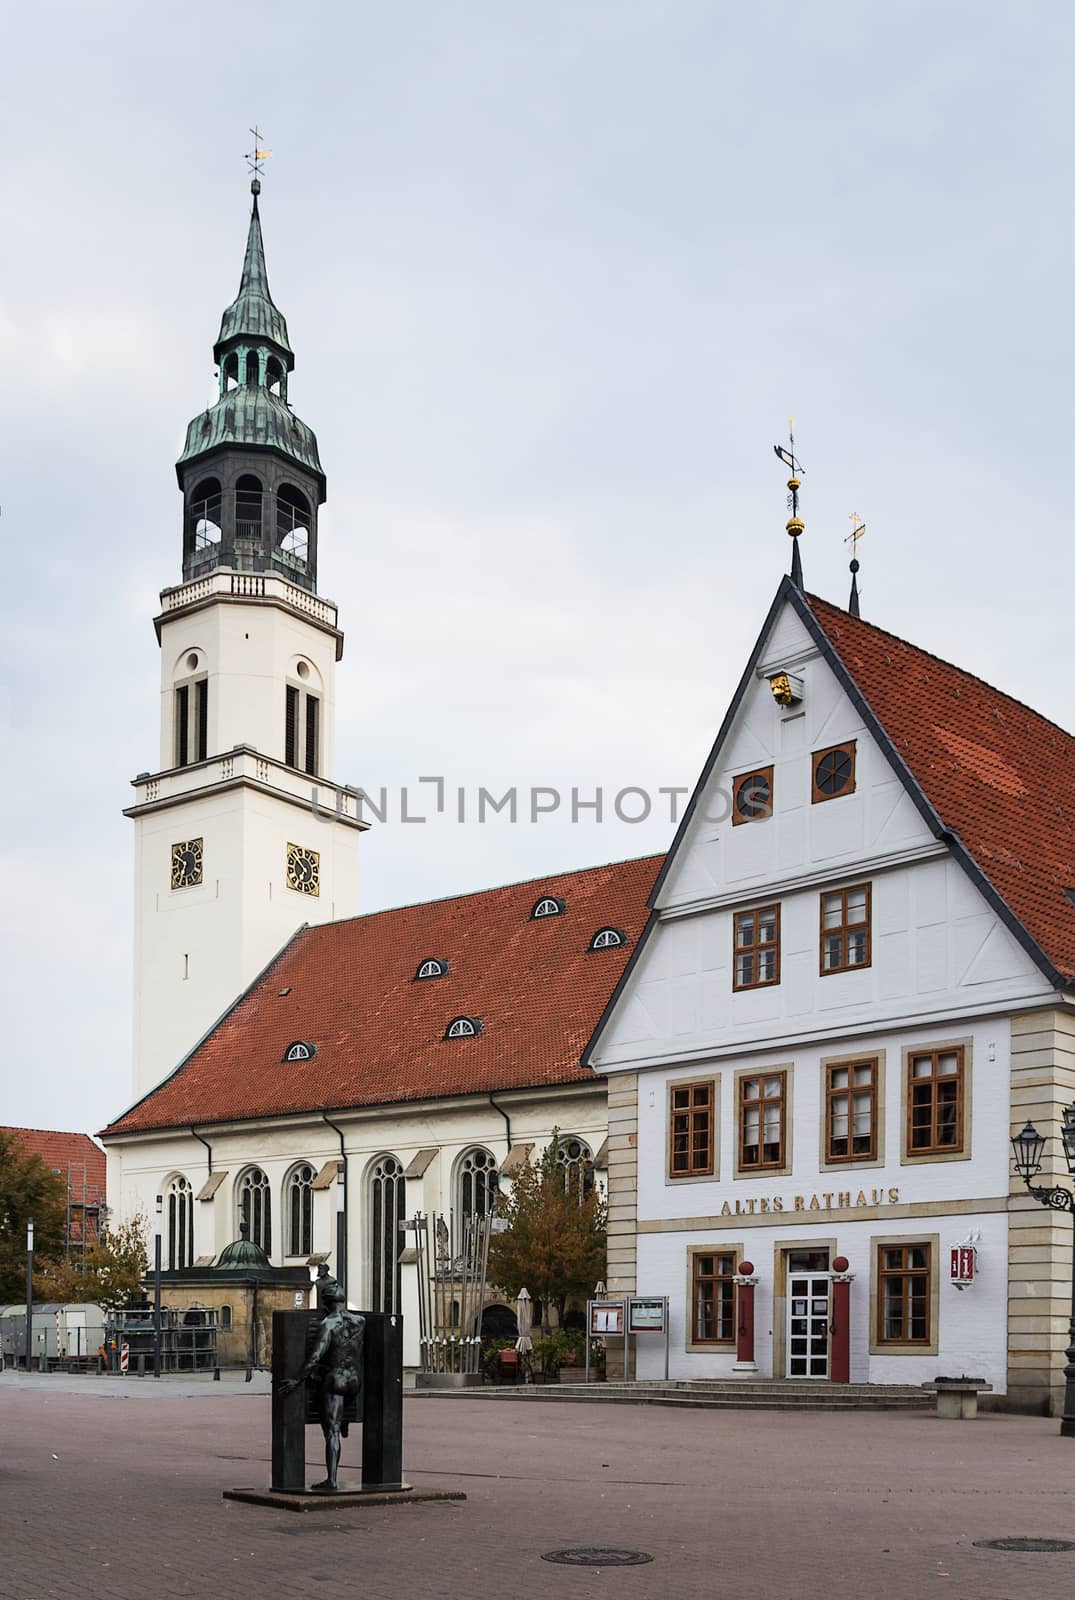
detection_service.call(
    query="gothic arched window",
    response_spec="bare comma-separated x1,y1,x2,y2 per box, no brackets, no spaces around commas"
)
457,1147,498,1220
369,1155,406,1315
237,1166,272,1255
166,1174,194,1269
286,1163,315,1257
555,1136,595,1201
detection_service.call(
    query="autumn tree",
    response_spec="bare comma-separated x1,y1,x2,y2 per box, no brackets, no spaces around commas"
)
0,1130,67,1299
36,1213,149,1311
487,1132,607,1332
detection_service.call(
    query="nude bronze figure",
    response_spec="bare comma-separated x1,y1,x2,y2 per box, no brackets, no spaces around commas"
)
278,1286,365,1492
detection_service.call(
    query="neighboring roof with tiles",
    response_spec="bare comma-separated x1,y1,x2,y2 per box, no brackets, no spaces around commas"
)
1,1129,106,1197
805,590,1075,983
103,855,662,1136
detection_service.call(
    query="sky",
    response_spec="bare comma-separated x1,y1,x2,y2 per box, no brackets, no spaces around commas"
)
2,0,1073,1137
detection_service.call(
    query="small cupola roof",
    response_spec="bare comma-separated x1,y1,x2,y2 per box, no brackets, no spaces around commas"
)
215,1221,270,1271
214,180,294,369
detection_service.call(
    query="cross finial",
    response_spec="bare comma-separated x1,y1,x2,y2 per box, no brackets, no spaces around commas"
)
245,126,272,194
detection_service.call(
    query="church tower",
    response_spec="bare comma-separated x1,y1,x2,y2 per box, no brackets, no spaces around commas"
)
126,179,363,1100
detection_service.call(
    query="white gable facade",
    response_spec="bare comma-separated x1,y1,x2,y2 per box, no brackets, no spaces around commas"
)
589,592,1066,1406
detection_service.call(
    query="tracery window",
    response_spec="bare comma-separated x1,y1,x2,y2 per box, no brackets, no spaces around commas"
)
457,1147,498,1219
237,1167,271,1255
166,1175,194,1269
555,1136,595,1200
369,1156,406,1314
286,1163,315,1257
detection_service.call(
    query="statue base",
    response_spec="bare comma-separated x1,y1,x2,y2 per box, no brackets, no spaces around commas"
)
224,1484,466,1513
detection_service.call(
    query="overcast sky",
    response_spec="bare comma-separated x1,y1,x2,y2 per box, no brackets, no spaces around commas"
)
2,1,1072,1138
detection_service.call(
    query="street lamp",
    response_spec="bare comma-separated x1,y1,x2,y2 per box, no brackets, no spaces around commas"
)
154,1194,163,1379
25,1219,34,1374
1011,1108,1075,1437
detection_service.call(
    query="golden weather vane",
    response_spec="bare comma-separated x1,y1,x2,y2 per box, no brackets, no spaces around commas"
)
245,127,272,184
846,513,866,616
846,512,866,557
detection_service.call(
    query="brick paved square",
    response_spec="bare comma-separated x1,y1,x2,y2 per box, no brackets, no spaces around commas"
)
1,1375,1073,1600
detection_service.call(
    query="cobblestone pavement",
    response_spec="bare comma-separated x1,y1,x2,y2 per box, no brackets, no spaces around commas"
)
1,1374,1073,1600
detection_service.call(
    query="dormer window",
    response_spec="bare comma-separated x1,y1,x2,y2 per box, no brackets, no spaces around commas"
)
446,1016,482,1040
589,927,627,951
415,958,449,981
531,896,566,920
283,1040,316,1062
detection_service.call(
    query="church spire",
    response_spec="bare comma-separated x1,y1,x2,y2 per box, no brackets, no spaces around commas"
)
175,178,326,592
214,180,294,369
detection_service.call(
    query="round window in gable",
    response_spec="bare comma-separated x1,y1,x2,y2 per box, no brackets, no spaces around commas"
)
445,1016,482,1040
531,895,566,920
415,958,449,980
283,1040,316,1063
589,927,627,951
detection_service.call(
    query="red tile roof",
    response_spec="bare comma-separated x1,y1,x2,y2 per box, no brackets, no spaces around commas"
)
806,594,1075,982
105,855,662,1135
1,1128,106,1202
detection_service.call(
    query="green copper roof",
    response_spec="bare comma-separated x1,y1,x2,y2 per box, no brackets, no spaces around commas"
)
214,188,293,367
177,385,324,486
215,1232,271,1271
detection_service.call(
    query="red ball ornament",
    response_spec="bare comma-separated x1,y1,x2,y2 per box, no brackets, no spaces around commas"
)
737,1260,754,1276
832,1255,850,1273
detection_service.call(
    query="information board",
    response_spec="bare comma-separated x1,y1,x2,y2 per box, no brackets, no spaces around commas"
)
628,1297,667,1333
588,1300,625,1336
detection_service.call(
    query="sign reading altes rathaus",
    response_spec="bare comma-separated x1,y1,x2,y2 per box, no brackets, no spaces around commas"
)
711,1187,902,1218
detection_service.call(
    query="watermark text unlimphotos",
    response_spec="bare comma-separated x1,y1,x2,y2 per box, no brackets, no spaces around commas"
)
310,776,771,826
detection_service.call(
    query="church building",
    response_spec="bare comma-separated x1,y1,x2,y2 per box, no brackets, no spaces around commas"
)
102,180,659,1363
585,550,1075,1416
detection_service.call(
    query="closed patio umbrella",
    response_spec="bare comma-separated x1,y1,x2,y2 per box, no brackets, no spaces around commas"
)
515,1287,533,1355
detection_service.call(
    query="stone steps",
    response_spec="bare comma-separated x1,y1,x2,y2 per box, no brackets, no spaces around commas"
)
411,1378,933,1412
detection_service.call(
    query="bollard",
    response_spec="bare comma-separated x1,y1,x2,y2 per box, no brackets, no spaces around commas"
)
137,1353,146,1376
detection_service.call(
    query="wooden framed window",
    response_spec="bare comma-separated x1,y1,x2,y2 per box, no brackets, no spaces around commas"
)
669,1080,714,1178
876,1242,931,1344
819,883,871,973
825,1059,877,1162
731,765,774,825
691,1250,736,1343
907,1046,964,1155
812,741,856,802
739,1071,786,1170
733,904,780,990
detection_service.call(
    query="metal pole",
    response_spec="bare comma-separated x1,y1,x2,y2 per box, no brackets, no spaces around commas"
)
24,1219,33,1374
1063,1207,1075,1440
153,1194,163,1378
335,1160,347,1301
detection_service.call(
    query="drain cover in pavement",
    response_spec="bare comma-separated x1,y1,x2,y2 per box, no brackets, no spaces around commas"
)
974,1538,1075,1553
542,1549,653,1567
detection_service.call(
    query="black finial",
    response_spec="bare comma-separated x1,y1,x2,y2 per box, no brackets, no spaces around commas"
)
774,423,805,587
846,514,865,616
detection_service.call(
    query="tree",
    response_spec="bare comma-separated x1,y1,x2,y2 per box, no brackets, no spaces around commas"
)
487,1132,607,1332
36,1213,149,1312
0,1130,67,1299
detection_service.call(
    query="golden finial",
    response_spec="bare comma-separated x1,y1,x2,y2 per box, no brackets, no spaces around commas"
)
846,513,866,616
245,126,272,195
773,420,805,586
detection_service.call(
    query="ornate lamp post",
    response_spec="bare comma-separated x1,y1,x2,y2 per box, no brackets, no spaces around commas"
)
1011,1106,1075,1437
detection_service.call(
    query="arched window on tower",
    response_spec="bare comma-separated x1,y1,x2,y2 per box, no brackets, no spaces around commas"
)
235,475,263,544
369,1155,406,1315
555,1136,595,1201
237,1167,272,1255
266,356,285,398
245,349,260,387
457,1147,498,1221
286,1162,315,1257
277,484,310,570
190,477,222,562
222,353,239,391
166,1174,194,1269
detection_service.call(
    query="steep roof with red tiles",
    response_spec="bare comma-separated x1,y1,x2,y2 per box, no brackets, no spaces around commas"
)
104,855,662,1136
805,591,1075,984
1,1128,106,1200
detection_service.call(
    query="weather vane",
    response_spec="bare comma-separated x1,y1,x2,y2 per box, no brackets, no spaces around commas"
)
773,419,805,587
245,127,272,192
846,512,866,617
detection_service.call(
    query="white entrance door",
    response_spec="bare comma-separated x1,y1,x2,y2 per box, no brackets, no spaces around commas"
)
787,1273,830,1378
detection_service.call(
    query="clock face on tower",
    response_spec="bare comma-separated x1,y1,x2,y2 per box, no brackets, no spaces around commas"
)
286,842,321,897
171,837,204,890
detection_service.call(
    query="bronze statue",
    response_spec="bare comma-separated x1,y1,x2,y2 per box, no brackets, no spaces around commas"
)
278,1286,365,1492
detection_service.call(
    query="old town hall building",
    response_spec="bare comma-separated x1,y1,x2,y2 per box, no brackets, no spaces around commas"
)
104,181,1074,1410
